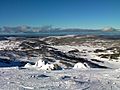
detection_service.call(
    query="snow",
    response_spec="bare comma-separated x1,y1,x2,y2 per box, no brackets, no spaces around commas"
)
34,59,45,68
0,68,120,90
0,36,120,89
52,45,104,53
24,59,55,70
73,62,88,69
40,63,54,70
24,63,33,68
46,35,75,39
0,40,21,50
51,45,120,69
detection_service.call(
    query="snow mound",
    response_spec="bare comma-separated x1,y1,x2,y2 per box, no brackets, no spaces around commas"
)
73,62,89,69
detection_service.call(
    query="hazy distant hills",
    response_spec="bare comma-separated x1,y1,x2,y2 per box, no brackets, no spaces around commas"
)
0,26,119,33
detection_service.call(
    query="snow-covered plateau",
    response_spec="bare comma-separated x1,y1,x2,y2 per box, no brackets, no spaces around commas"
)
0,35,120,90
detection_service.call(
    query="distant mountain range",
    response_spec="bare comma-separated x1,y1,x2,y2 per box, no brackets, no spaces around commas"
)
0,26,119,33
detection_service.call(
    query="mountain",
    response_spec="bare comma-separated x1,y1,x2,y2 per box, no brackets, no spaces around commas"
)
102,27,117,32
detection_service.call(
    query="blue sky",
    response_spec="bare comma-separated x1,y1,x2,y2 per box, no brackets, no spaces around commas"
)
0,0,120,29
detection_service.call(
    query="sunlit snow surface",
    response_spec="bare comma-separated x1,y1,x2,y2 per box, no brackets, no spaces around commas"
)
0,68,120,90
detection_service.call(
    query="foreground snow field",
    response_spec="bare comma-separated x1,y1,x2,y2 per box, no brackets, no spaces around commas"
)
0,68,120,90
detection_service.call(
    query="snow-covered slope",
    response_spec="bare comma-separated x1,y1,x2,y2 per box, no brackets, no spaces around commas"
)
0,36,120,89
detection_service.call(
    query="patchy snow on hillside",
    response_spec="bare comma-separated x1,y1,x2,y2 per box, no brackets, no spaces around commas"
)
0,36,120,90
0,40,21,50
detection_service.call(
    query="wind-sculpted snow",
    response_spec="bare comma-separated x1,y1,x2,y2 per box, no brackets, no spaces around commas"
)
24,59,57,70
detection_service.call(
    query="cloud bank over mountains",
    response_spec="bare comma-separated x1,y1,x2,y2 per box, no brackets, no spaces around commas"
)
0,25,56,33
